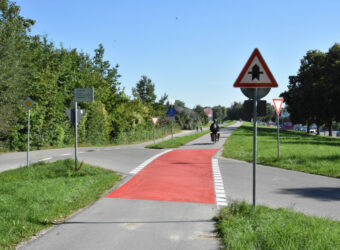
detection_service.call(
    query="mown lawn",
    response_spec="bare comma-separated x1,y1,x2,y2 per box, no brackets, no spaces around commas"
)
215,202,340,249
0,160,121,249
223,122,340,177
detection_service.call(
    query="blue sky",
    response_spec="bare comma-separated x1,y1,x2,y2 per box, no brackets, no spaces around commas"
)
17,0,340,108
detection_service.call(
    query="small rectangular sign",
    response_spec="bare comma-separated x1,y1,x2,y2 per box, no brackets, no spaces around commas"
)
75,88,94,103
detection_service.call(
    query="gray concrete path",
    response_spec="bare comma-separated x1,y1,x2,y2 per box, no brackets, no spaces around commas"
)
179,122,240,150
0,128,203,174
219,157,340,220
12,120,340,249
18,122,242,250
20,200,219,250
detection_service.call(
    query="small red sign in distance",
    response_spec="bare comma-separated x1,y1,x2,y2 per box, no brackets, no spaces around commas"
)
272,98,284,115
151,117,159,126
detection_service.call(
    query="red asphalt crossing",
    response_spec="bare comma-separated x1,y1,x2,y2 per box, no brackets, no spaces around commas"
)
106,149,218,204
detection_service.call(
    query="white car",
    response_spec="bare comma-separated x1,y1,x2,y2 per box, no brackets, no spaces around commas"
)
310,128,316,134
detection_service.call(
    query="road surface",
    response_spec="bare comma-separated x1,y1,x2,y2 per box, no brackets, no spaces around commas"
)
1,121,338,249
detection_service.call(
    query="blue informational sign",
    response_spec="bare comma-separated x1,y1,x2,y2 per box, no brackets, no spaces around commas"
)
167,107,176,116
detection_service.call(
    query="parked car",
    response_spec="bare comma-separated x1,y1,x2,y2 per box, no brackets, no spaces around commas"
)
310,128,316,134
336,131,340,137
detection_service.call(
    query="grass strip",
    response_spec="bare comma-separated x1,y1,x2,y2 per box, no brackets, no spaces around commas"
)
0,160,121,249
145,130,210,149
146,121,236,149
215,202,340,250
223,122,340,178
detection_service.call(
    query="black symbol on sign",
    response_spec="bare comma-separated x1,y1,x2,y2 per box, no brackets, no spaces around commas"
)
248,64,263,80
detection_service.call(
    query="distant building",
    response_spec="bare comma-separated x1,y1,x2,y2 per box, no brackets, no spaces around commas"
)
204,108,213,121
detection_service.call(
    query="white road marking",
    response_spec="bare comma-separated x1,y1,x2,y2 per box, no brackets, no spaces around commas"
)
212,158,227,207
61,153,72,156
129,150,173,175
39,157,52,162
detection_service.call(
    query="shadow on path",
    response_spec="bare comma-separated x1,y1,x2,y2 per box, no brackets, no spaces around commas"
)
277,187,340,201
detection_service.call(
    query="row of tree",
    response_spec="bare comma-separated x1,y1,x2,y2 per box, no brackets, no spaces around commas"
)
280,43,340,135
0,1,233,151
226,101,277,122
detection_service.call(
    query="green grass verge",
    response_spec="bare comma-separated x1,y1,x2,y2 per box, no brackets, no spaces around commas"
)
215,202,340,249
145,130,210,149
0,160,121,249
223,122,340,178
146,121,236,149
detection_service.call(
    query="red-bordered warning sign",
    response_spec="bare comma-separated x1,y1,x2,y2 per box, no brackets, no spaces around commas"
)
273,98,284,115
234,48,278,88
151,117,159,126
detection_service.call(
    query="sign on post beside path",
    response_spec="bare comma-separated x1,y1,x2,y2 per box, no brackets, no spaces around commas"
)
273,98,284,115
23,97,34,110
234,48,278,88
151,117,159,144
75,88,94,103
167,104,176,144
273,98,284,160
74,88,94,170
22,97,34,167
151,117,159,126
234,48,278,210
65,108,85,126
167,107,176,117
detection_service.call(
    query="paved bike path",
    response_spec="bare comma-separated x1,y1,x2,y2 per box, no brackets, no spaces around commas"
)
19,123,241,249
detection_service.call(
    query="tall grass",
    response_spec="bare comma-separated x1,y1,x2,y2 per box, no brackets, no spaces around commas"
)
223,123,340,177
111,123,181,145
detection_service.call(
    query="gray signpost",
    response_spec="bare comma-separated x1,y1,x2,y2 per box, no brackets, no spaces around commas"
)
22,97,34,167
151,117,159,144
167,99,176,144
161,116,166,141
73,88,94,170
273,98,284,159
233,48,278,209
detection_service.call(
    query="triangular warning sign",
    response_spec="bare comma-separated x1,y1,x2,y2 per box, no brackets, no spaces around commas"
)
151,117,159,126
272,98,284,115
234,48,278,88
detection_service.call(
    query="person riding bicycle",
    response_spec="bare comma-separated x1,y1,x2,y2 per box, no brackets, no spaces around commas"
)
210,119,220,142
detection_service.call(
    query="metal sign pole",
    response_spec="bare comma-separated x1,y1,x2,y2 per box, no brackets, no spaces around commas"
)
27,109,30,167
171,120,174,144
153,126,155,144
253,88,258,209
74,90,78,170
277,113,280,159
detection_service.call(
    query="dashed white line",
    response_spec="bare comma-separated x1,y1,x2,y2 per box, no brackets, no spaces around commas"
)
129,149,172,175
212,158,228,207
39,157,52,162
61,153,72,156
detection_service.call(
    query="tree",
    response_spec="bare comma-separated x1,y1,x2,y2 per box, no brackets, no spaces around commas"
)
193,105,209,125
258,103,276,122
227,102,243,120
132,75,156,104
281,50,327,134
212,105,227,122
0,0,35,147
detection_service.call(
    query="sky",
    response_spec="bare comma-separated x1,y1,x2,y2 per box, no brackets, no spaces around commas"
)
17,0,340,109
